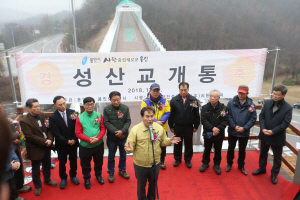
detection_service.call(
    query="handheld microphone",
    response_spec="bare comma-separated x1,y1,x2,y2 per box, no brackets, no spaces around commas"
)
149,125,154,141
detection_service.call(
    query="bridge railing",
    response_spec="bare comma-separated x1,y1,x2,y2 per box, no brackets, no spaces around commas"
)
98,12,123,52
131,12,166,51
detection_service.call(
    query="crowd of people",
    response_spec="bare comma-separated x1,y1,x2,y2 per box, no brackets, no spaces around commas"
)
0,82,292,200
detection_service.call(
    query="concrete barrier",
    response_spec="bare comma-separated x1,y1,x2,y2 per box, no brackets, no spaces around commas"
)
98,12,122,52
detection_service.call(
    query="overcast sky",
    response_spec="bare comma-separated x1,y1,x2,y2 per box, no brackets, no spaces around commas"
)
0,0,86,15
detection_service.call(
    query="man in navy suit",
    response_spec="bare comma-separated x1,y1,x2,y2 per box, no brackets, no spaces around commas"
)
252,85,292,184
49,96,79,189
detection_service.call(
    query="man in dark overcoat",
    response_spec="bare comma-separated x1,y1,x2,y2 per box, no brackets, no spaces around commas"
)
252,85,292,184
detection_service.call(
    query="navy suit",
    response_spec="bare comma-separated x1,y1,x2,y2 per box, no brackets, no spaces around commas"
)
258,99,292,176
49,109,78,179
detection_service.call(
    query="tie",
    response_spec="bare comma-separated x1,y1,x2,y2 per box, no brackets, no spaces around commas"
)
62,112,68,127
183,98,186,104
272,102,278,113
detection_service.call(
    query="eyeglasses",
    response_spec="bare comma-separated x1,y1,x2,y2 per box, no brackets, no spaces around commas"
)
85,103,94,107
272,92,283,97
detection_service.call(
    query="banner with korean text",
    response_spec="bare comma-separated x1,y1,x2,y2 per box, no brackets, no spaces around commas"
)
15,49,267,104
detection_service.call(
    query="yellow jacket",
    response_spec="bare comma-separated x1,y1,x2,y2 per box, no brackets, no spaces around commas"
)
125,122,171,167
141,93,170,132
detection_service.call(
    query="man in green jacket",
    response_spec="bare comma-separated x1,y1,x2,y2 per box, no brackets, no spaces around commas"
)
75,97,106,189
104,91,131,183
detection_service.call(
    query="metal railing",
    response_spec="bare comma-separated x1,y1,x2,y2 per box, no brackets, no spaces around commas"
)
131,12,166,51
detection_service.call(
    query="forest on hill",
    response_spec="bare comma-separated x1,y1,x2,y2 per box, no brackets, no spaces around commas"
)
135,0,300,80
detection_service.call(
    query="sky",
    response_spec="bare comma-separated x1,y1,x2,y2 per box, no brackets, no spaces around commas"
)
0,0,86,15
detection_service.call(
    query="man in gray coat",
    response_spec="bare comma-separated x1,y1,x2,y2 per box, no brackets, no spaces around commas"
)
252,85,292,184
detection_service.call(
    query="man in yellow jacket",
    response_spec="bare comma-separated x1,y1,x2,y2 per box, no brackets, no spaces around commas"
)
125,107,180,200
141,83,170,169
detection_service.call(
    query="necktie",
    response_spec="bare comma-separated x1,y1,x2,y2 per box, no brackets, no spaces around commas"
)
273,102,278,113
183,98,186,104
63,112,68,127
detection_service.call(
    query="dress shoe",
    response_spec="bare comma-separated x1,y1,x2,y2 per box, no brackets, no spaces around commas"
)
238,167,248,175
173,160,181,167
15,196,26,200
44,180,57,186
271,175,278,184
160,163,166,170
225,165,231,172
34,188,41,196
96,176,105,185
185,161,192,168
213,165,221,175
17,186,32,193
199,164,209,172
108,173,114,183
119,170,130,179
60,179,67,189
84,179,91,189
252,168,266,175
70,177,80,185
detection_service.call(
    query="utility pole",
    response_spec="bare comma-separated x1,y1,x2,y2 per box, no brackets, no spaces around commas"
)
270,47,280,99
1,43,18,102
11,27,16,47
71,0,78,53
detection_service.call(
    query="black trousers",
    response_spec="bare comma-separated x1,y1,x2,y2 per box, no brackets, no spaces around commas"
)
31,148,51,189
8,176,18,200
173,125,194,161
14,148,24,190
79,142,104,180
134,163,160,200
202,138,223,166
57,145,78,179
227,135,249,168
259,140,283,176
160,132,168,163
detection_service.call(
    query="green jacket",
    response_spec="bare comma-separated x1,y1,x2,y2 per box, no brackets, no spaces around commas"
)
103,104,131,141
76,111,105,148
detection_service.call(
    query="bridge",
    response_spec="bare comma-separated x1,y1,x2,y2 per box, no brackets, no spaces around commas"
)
98,0,165,52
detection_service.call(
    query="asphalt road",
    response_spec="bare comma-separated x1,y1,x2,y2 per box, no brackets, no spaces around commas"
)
42,35,64,53
1,34,64,76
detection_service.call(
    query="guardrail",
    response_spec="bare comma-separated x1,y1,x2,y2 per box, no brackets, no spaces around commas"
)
131,12,166,51
98,12,123,52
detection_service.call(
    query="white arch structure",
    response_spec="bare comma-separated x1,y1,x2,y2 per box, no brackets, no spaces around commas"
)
98,0,166,52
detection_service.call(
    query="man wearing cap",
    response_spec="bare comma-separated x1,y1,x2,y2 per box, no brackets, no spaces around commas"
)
168,82,200,168
141,83,170,170
225,85,257,175
253,85,292,184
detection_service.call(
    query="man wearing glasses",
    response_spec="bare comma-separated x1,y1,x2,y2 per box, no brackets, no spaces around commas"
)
252,85,292,184
75,97,106,189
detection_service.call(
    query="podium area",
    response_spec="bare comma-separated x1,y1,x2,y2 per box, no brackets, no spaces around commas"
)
21,152,300,200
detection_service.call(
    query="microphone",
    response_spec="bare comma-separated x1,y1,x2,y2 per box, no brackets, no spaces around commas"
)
149,125,154,141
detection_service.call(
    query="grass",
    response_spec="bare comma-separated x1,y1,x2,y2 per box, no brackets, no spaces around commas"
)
251,75,300,105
